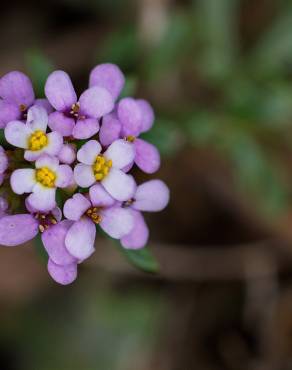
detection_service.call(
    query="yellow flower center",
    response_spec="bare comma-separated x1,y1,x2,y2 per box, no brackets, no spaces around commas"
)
28,130,48,151
92,155,112,181
36,167,56,188
125,135,136,143
86,207,102,224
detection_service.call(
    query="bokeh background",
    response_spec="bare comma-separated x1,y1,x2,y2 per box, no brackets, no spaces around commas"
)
1,0,292,369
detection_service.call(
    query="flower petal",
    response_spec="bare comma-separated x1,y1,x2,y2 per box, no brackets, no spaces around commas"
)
100,206,134,239
0,100,20,128
72,118,100,140
121,210,149,249
58,143,76,164
28,184,56,212
4,120,31,148
0,214,39,246
45,70,77,111
48,111,75,137
34,98,54,114
89,63,125,101
0,146,8,173
10,169,36,194
42,220,77,265
35,154,59,171
55,165,73,188
104,139,135,169
45,131,63,156
99,113,121,147
89,183,115,207
74,163,95,188
77,140,101,165
117,98,142,137
65,217,96,260
134,138,160,174
102,168,136,201
136,99,155,133
47,259,77,285
0,71,34,106
79,86,114,119
26,105,48,131
132,179,170,212
64,193,91,221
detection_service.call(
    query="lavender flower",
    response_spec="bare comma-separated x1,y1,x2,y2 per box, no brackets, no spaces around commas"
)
0,146,8,185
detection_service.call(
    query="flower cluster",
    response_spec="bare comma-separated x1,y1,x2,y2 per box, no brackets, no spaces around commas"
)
0,64,169,285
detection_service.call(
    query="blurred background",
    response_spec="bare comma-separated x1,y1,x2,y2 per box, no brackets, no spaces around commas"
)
2,0,292,369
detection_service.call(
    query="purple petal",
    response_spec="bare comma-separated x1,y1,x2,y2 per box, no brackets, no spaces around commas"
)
99,113,121,147
121,210,149,249
0,100,20,128
79,86,114,119
55,165,73,188
74,163,95,188
48,111,75,137
42,220,77,265
45,70,77,111
136,99,155,133
117,98,142,137
63,193,91,221
0,214,39,246
0,71,34,106
132,179,170,212
34,98,54,114
89,183,115,208
89,63,125,101
102,168,136,201
65,217,96,260
100,206,134,239
134,138,160,174
72,118,100,140
58,144,76,164
10,169,36,194
47,259,77,285
104,139,135,169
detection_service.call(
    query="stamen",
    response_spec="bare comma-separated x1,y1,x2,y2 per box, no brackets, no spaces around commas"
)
70,102,80,118
28,130,48,151
125,135,136,143
35,167,56,188
86,207,102,224
19,104,27,112
92,155,112,181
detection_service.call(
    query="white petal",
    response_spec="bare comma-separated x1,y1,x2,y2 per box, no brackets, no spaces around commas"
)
104,139,135,169
10,169,36,194
27,184,56,212
77,140,101,165
4,120,31,148
35,155,59,171
55,165,73,188
102,168,136,201
26,105,48,131
74,163,95,188
100,206,134,239
45,131,63,156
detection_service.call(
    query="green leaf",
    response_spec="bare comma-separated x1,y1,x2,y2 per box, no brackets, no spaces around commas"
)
117,244,159,273
33,233,48,263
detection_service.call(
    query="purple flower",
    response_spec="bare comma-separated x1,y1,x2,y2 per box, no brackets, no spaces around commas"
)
4,105,63,161
58,143,76,164
10,154,73,212
63,184,134,260
0,146,8,185
45,70,115,139
74,139,136,201
0,197,8,218
100,98,160,174
121,180,169,249
0,71,52,128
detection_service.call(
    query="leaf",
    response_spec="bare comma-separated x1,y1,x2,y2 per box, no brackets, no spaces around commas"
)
119,246,159,273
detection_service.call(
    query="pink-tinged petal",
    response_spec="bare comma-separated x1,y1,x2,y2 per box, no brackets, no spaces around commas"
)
58,144,76,164
136,99,155,133
42,220,77,265
26,105,48,131
0,214,39,246
45,70,77,111
0,100,20,128
24,148,44,162
99,113,121,147
4,120,31,148
64,193,90,221
79,86,114,119
65,217,96,260
102,168,136,201
74,163,95,188
34,98,54,114
77,140,101,165
10,169,36,194
48,111,75,137
35,154,59,171
28,184,56,212
89,183,115,207
0,146,8,173
45,131,63,156
133,179,170,212
104,139,135,169
55,165,73,188
0,197,8,217
122,162,134,173
47,259,77,285
118,98,142,137
134,138,160,174
100,206,134,239
89,63,125,101
121,210,149,249
0,71,34,106
72,118,100,140
52,207,62,222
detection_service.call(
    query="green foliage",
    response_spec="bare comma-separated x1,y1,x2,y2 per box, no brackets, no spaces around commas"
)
117,245,159,274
